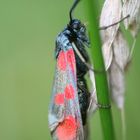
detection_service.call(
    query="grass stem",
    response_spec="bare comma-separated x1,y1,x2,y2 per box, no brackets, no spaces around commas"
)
85,0,116,140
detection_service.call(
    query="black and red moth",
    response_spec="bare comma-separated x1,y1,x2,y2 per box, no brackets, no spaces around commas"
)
48,0,91,139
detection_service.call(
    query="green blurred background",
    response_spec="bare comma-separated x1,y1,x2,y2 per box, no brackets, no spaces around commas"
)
0,0,140,140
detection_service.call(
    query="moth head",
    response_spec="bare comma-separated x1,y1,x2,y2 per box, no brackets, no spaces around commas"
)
69,19,89,46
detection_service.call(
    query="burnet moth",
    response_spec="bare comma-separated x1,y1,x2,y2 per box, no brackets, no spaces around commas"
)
48,0,130,139
48,0,92,139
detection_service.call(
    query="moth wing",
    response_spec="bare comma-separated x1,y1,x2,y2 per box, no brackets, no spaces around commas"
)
48,44,84,140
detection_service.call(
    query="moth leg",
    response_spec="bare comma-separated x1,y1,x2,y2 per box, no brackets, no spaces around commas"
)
99,15,130,30
72,43,111,109
72,42,104,73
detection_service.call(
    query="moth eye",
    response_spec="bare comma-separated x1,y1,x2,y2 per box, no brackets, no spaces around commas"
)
73,24,78,29
73,23,81,30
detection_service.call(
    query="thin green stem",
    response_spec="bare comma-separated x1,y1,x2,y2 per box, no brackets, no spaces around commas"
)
85,0,115,140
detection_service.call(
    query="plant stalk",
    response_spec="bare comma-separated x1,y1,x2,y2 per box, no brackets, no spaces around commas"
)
85,0,115,140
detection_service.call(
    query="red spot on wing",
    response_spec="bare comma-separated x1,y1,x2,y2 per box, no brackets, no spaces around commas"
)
57,51,67,71
56,115,77,140
67,49,76,74
64,84,75,99
57,49,76,74
54,93,64,105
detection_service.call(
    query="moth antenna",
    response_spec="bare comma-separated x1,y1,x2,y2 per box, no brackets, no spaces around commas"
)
69,0,80,23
